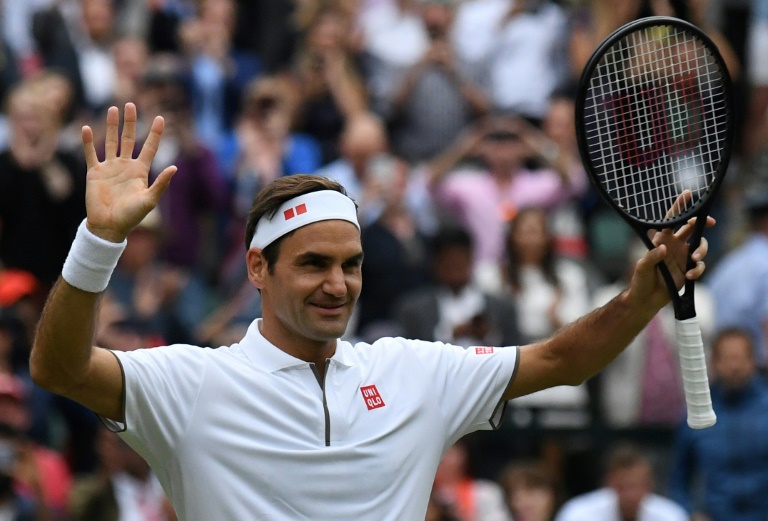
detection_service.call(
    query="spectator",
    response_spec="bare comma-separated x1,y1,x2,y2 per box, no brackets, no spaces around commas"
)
427,116,587,284
593,238,715,429
136,58,231,278
112,36,150,110
538,93,590,260
425,488,462,521
0,423,48,521
394,225,521,347
375,0,490,163
668,327,768,521
500,206,592,490
556,443,687,521
456,0,568,122
358,0,429,102
498,460,560,521
0,374,71,520
357,153,432,338
0,80,86,289
745,0,768,159
502,207,590,344
178,0,263,152
69,426,175,521
32,0,120,114
315,112,389,224
229,75,322,215
106,209,214,346
568,0,739,89
707,187,768,371
433,438,511,521
291,8,367,164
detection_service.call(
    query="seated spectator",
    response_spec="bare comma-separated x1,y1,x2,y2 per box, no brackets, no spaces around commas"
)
707,187,768,371
593,239,714,429
425,488,462,521
69,426,176,521
556,443,687,521
500,207,592,490
315,112,389,224
136,58,231,279
433,438,511,521
0,423,47,521
0,373,72,519
394,225,521,347
106,210,214,346
502,207,590,344
669,327,768,521
356,154,432,338
498,460,560,521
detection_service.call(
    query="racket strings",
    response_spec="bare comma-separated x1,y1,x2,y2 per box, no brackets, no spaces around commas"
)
584,24,729,223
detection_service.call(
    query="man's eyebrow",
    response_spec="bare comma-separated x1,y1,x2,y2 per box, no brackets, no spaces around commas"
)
346,252,365,265
295,252,364,263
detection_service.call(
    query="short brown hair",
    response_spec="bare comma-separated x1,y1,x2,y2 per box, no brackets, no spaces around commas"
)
244,175,353,272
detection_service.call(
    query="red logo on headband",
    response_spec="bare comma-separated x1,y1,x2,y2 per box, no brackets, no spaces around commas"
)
283,203,308,221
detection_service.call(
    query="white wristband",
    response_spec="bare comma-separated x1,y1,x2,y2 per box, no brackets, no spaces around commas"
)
61,219,127,293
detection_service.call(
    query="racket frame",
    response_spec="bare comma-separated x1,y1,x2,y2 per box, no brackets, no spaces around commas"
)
575,15,734,321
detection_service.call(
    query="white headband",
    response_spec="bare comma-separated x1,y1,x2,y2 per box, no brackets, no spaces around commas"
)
249,190,360,250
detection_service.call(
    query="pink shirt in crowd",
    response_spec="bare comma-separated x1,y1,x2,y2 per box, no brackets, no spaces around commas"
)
434,167,587,263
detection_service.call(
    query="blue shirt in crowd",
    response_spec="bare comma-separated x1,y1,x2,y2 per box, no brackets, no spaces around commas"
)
708,234,768,367
668,377,768,521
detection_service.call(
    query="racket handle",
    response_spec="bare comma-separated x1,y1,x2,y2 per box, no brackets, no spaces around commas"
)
676,317,717,429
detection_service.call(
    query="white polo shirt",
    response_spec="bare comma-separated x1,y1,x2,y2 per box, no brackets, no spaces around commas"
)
107,320,519,521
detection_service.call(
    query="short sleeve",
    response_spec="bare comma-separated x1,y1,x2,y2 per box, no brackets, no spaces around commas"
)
103,345,207,468
408,341,519,445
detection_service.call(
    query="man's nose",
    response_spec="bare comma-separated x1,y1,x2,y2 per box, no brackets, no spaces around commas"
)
323,266,347,298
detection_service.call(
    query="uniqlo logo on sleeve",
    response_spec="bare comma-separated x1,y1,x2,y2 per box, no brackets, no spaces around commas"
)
360,385,385,410
474,346,494,355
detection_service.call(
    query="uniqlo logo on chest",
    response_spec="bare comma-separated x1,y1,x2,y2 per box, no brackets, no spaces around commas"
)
475,346,494,355
360,385,385,410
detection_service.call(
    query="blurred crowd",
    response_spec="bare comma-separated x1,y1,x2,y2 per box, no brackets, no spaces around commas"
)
1,0,768,519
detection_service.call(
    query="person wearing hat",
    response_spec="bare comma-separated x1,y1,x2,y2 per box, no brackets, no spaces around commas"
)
707,186,768,372
30,103,711,520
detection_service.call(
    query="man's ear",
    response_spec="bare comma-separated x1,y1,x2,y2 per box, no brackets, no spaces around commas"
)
247,248,268,289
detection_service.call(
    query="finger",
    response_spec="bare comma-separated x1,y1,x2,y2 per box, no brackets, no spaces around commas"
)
664,189,693,219
147,165,178,203
687,260,706,280
649,227,674,247
104,106,120,160
120,103,137,159
138,116,165,169
674,215,718,242
637,243,667,272
81,126,98,170
691,237,709,262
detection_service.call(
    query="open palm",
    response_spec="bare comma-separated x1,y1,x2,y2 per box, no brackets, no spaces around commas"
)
82,103,177,243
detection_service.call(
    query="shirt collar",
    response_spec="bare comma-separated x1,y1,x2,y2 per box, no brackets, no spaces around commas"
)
240,319,357,373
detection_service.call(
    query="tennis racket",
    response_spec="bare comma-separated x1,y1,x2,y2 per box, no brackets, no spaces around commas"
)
575,16,734,429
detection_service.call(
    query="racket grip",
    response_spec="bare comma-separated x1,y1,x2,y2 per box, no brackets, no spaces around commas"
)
676,317,717,429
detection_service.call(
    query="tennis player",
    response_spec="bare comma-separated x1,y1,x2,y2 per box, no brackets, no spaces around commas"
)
30,104,711,520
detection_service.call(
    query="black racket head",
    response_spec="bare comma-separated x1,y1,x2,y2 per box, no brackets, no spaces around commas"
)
575,16,734,228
